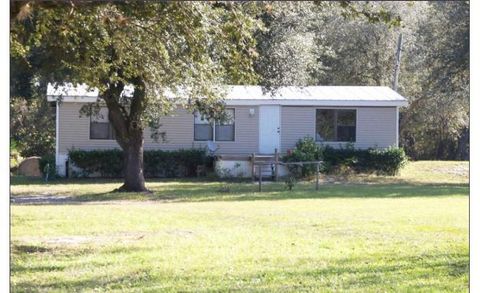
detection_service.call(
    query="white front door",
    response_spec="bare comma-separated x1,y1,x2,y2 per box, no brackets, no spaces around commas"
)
259,105,281,154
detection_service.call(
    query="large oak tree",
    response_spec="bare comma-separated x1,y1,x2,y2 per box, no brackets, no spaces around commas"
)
11,1,262,191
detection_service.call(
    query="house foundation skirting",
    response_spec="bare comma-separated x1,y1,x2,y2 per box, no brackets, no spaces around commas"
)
56,153,68,177
56,152,290,179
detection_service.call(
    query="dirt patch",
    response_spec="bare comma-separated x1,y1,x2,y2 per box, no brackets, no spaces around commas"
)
15,230,200,247
318,174,385,185
165,229,196,238
10,195,161,205
11,195,76,205
44,236,93,245
17,232,149,246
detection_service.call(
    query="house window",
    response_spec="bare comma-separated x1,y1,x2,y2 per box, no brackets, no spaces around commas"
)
90,107,115,140
194,112,213,141
316,109,356,142
215,109,235,141
194,109,235,141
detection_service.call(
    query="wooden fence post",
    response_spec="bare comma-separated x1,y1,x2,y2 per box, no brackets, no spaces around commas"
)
258,165,262,192
316,162,320,191
274,148,279,182
251,153,256,182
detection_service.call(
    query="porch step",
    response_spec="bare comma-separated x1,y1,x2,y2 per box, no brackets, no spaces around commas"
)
254,164,276,180
250,152,280,181
254,156,276,162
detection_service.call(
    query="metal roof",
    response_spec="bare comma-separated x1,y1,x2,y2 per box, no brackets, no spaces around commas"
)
227,86,406,101
47,84,408,107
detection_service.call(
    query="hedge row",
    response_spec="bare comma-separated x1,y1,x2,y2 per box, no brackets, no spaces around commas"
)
283,137,407,176
68,148,210,178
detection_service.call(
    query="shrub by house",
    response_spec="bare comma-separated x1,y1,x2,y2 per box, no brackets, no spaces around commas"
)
283,137,407,177
68,149,209,178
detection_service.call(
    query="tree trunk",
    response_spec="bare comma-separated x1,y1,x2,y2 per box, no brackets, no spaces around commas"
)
435,138,448,160
118,130,148,192
456,127,469,161
101,78,149,192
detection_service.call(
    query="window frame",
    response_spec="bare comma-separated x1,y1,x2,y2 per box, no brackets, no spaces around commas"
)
214,108,235,142
193,108,236,142
315,108,357,143
193,112,214,142
89,107,116,140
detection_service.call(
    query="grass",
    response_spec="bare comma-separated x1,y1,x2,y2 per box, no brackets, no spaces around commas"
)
10,161,469,292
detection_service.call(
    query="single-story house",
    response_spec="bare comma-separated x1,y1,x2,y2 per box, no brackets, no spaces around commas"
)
47,85,408,177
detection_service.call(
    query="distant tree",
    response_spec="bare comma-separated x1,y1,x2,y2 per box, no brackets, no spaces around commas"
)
313,2,424,86
254,1,402,89
10,93,55,158
254,2,320,89
10,10,56,157
10,57,56,157
400,1,469,159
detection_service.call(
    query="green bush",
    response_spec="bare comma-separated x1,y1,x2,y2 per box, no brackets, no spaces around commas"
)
321,145,407,175
69,149,123,177
10,139,23,171
144,149,210,177
282,136,321,177
39,153,57,178
283,137,407,177
68,148,210,178
365,147,408,175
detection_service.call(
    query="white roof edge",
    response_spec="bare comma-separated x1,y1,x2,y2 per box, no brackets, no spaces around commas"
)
48,95,408,107
224,99,408,107
47,95,99,102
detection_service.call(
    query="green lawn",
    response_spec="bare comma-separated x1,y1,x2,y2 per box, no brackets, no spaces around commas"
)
11,161,469,292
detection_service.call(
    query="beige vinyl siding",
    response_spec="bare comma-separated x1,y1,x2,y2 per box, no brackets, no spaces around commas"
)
280,107,315,153
355,107,397,149
58,103,120,153
58,103,259,155
280,106,397,152
146,107,196,151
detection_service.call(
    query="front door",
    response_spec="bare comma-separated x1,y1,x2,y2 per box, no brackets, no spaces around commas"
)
259,105,281,154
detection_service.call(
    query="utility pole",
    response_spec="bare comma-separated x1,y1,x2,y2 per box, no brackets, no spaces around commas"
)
392,33,403,91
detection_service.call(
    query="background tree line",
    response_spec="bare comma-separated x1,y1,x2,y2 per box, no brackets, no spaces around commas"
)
11,1,469,162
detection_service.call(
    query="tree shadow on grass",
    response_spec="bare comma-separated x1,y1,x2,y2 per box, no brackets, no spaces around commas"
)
10,176,121,186
11,181,468,205
10,176,246,186
13,268,157,292
276,253,467,291
11,241,160,292
202,252,468,292
12,250,467,292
